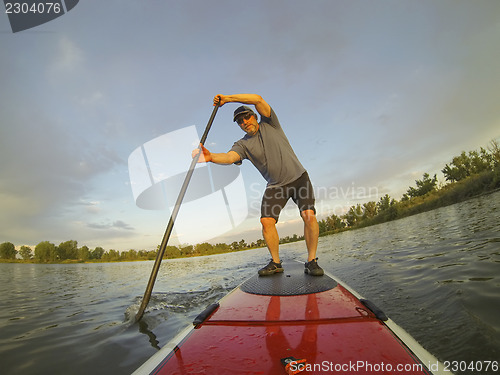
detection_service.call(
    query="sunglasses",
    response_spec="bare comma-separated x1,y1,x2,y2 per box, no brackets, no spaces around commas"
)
236,113,253,125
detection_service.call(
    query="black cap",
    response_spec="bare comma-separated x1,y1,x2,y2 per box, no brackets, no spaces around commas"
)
233,105,256,122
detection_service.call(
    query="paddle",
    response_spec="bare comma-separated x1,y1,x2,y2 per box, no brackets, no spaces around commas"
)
135,103,220,322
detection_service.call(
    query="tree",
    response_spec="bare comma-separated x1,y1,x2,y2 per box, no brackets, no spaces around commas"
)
377,194,392,212
318,219,327,234
138,250,155,260
329,214,345,231
256,239,266,248
165,245,181,258
195,242,214,256
362,201,377,219
470,148,494,174
214,243,230,253
0,242,17,259
78,245,90,261
102,249,120,261
179,245,193,256
19,245,33,260
57,240,78,260
344,204,364,227
406,173,437,198
35,241,57,262
442,151,471,182
489,139,500,167
318,214,344,233
122,249,138,260
376,194,399,220
442,148,494,183
91,247,105,260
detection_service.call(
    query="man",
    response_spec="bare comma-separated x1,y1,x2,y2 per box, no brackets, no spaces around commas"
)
193,94,323,276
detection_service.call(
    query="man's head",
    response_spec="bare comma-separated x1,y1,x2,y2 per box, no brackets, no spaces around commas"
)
233,106,259,135
233,105,256,122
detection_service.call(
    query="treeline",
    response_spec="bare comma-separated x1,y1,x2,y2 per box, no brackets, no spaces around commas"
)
159,239,266,259
1,235,306,263
2,140,499,263
318,140,500,235
0,238,268,263
0,240,107,262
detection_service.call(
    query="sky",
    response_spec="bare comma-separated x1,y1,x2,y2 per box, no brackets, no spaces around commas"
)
1,0,499,252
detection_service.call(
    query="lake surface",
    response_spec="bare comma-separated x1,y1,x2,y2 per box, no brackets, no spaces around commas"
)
1,190,499,374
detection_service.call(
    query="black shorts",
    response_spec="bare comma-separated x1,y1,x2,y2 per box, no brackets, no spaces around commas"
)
261,172,316,223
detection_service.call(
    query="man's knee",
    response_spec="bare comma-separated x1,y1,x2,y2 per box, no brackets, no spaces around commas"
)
301,209,317,224
260,217,277,230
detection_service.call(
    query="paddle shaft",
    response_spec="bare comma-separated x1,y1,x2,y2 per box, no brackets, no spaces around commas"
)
135,104,219,322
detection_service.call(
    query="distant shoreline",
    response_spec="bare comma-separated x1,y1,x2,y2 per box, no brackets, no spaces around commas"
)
2,141,499,264
2,179,499,265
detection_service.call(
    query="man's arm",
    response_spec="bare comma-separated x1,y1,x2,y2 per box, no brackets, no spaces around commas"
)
192,144,241,165
210,150,241,164
214,94,271,118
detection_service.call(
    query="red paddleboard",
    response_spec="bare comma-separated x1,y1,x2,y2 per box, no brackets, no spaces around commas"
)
134,261,450,374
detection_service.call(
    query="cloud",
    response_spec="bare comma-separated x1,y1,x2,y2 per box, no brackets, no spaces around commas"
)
52,36,84,72
87,220,134,231
77,91,106,107
1,0,499,252
0,89,125,245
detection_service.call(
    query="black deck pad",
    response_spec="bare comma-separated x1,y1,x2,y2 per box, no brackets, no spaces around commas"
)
240,261,338,296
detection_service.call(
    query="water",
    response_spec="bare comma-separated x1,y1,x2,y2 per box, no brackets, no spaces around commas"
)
1,191,499,375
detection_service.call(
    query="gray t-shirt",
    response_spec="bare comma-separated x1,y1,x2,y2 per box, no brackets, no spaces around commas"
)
230,108,306,187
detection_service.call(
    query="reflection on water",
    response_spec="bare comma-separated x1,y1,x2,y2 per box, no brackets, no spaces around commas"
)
315,190,500,372
0,191,498,375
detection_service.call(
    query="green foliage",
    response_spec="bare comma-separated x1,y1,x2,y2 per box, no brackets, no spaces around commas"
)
102,249,120,261
5,139,499,264
91,247,105,260
362,201,377,219
405,173,438,198
318,139,499,237
442,148,494,182
489,139,500,167
57,240,78,260
137,250,156,260
35,241,57,262
377,194,391,211
164,245,181,259
4,238,261,264
344,204,363,227
376,194,398,220
280,234,303,244
78,246,90,261
19,245,33,260
180,244,194,256
318,214,344,233
0,242,17,259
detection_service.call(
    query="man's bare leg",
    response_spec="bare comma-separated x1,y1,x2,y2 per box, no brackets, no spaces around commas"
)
261,217,280,263
301,209,319,262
